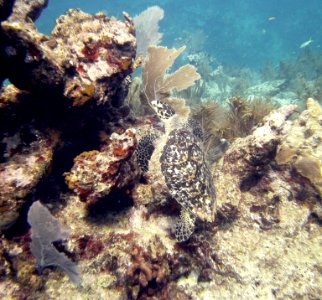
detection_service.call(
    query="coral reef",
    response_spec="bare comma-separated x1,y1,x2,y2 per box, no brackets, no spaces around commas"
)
0,0,15,22
0,1,322,299
0,127,58,230
218,103,298,191
0,0,137,232
52,9,135,106
0,0,136,106
209,101,322,299
65,129,140,205
275,98,322,196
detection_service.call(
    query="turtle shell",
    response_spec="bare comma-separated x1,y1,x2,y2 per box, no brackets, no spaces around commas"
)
160,127,216,222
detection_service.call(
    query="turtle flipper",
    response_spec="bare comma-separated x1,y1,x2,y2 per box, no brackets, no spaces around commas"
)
175,208,196,242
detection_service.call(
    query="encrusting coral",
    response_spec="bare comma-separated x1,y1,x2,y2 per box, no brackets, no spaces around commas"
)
209,100,322,299
0,0,136,106
65,129,140,205
0,128,59,231
0,0,137,232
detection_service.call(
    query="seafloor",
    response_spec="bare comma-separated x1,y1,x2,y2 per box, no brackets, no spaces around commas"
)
0,1,321,299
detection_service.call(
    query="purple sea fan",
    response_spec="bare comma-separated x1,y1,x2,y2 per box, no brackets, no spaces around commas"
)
27,201,81,285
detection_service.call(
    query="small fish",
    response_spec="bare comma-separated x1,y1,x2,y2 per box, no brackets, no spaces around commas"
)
268,16,276,21
300,38,313,48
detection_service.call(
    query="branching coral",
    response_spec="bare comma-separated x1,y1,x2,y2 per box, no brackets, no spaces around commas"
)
190,96,277,163
225,96,278,139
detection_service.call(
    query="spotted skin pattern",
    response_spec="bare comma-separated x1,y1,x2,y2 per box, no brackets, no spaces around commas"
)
185,118,204,141
136,134,158,172
151,100,175,119
175,209,196,242
160,127,216,226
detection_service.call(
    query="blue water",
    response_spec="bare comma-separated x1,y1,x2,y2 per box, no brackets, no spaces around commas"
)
37,0,322,69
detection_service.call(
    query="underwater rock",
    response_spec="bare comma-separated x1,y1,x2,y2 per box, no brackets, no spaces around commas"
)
276,98,322,196
52,9,136,106
6,0,48,23
45,195,194,299
0,238,13,280
204,105,322,299
0,15,65,95
245,79,285,97
0,231,45,297
1,103,321,299
210,101,322,299
222,104,297,182
0,3,136,106
0,84,28,110
0,128,58,231
1,2,321,298
65,128,140,204
0,85,36,130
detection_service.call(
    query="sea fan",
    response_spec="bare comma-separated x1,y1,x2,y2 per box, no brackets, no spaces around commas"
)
27,201,81,285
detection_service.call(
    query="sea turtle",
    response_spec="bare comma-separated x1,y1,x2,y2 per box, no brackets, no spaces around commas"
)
160,125,216,242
